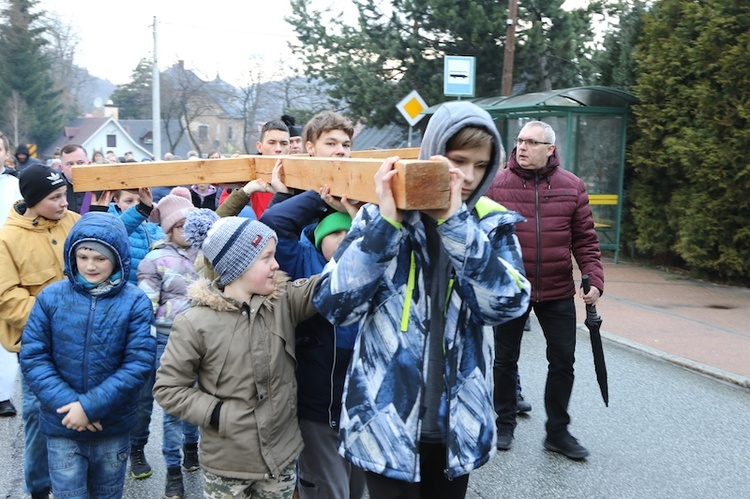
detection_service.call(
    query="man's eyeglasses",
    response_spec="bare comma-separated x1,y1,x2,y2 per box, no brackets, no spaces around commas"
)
516,138,552,147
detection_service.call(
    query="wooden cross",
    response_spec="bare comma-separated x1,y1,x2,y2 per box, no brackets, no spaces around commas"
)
71,148,450,210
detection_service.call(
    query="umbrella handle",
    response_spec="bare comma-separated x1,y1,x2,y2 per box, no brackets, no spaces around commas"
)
581,274,599,318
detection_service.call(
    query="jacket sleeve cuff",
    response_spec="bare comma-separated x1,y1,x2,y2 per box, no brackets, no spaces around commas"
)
135,201,153,217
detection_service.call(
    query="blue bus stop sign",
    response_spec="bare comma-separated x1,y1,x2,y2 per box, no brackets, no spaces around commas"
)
444,56,476,97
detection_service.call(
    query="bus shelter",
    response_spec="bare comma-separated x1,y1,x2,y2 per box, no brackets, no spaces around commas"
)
427,86,637,262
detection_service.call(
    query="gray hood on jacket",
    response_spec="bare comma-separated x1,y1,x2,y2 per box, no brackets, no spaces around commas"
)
418,101,504,210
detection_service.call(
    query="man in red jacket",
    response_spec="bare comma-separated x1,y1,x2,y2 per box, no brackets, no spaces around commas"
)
486,120,604,460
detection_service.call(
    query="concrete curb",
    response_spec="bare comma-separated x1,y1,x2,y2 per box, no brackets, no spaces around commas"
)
576,324,750,390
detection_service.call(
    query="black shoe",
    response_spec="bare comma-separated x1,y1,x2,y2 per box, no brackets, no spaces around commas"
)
30,491,50,499
496,428,514,451
516,394,532,414
182,443,199,472
130,445,153,479
164,466,185,499
544,432,589,460
0,399,16,417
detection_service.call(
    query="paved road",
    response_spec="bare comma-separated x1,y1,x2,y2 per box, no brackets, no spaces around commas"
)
4,255,750,499
467,322,750,498
2,323,748,498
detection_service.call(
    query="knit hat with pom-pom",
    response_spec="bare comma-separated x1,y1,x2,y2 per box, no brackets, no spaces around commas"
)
182,208,220,249
149,187,195,233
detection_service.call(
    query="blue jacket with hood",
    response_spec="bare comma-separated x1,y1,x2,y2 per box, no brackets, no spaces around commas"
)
313,101,531,481
20,212,156,440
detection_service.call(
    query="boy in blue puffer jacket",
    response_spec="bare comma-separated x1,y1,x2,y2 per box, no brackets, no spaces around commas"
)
20,212,156,498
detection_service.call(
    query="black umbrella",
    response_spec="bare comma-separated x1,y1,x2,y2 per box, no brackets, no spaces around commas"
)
582,274,609,406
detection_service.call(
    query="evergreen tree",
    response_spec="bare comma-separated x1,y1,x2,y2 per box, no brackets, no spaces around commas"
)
514,0,601,93
0,0,63,149
287,0,600,127
110,58,153,119
594,0,647,91
629,0,750,282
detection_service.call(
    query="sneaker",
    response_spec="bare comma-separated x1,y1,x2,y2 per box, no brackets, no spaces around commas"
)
516,394,532,414
496,427,514,451
0,399,16,417
130,445,153,479
182,443,199,472
544,432,590,460
164,466,185,499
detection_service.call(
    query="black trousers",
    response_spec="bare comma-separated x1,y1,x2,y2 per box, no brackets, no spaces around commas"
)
364,442,470,499
493,297,577,437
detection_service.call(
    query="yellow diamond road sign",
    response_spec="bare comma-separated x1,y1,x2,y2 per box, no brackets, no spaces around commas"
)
396,90,429,127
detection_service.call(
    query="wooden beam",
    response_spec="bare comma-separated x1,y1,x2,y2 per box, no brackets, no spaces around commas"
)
72,155,450,210
350,147,420,159
72,157,256,191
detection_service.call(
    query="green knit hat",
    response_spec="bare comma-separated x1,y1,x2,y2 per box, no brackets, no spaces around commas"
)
314,212,352,249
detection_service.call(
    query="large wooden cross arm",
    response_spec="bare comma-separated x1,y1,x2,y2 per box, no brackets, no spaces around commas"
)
71,148,450,211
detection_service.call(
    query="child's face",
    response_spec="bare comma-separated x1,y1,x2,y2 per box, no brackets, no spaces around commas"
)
321,230,347,262
76,247,115,285
27,186,68,220
235,239,279,295
115,191,140,212
257,130,290,155
169,219,189,248
445,143,492,201
307,130,351,158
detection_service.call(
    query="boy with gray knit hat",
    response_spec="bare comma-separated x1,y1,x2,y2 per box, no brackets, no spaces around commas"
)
153,216,322,499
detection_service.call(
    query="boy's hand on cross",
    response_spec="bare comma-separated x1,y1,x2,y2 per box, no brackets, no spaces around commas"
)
270,160,289,194
242,178,269,196
422,155,464,221
319,185,361,219
138,187,154,207
375,156,402,223
90,190,116,207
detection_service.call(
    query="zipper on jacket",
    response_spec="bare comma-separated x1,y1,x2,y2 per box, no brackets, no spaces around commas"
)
328,326,338,427
82,296,97,392
144,221,153,249
400,251,417,332
443,276,455,317
533,172,542,302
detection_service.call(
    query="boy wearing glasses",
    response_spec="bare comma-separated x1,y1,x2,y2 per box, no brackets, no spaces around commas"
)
487,120,604,460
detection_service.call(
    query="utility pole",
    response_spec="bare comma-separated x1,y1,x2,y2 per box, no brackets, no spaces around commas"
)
152,16,162,160
501,0,518,96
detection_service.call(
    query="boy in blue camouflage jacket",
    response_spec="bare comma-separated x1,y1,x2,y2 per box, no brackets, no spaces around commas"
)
312,101,531,498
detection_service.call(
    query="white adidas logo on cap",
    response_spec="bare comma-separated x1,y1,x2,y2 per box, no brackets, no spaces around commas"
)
46,171,64,186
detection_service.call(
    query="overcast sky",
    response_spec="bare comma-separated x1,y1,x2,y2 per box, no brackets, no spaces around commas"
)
42,0,304,86
40,0,593,90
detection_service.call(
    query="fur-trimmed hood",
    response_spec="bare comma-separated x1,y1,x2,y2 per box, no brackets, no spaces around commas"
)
187,272,290,311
